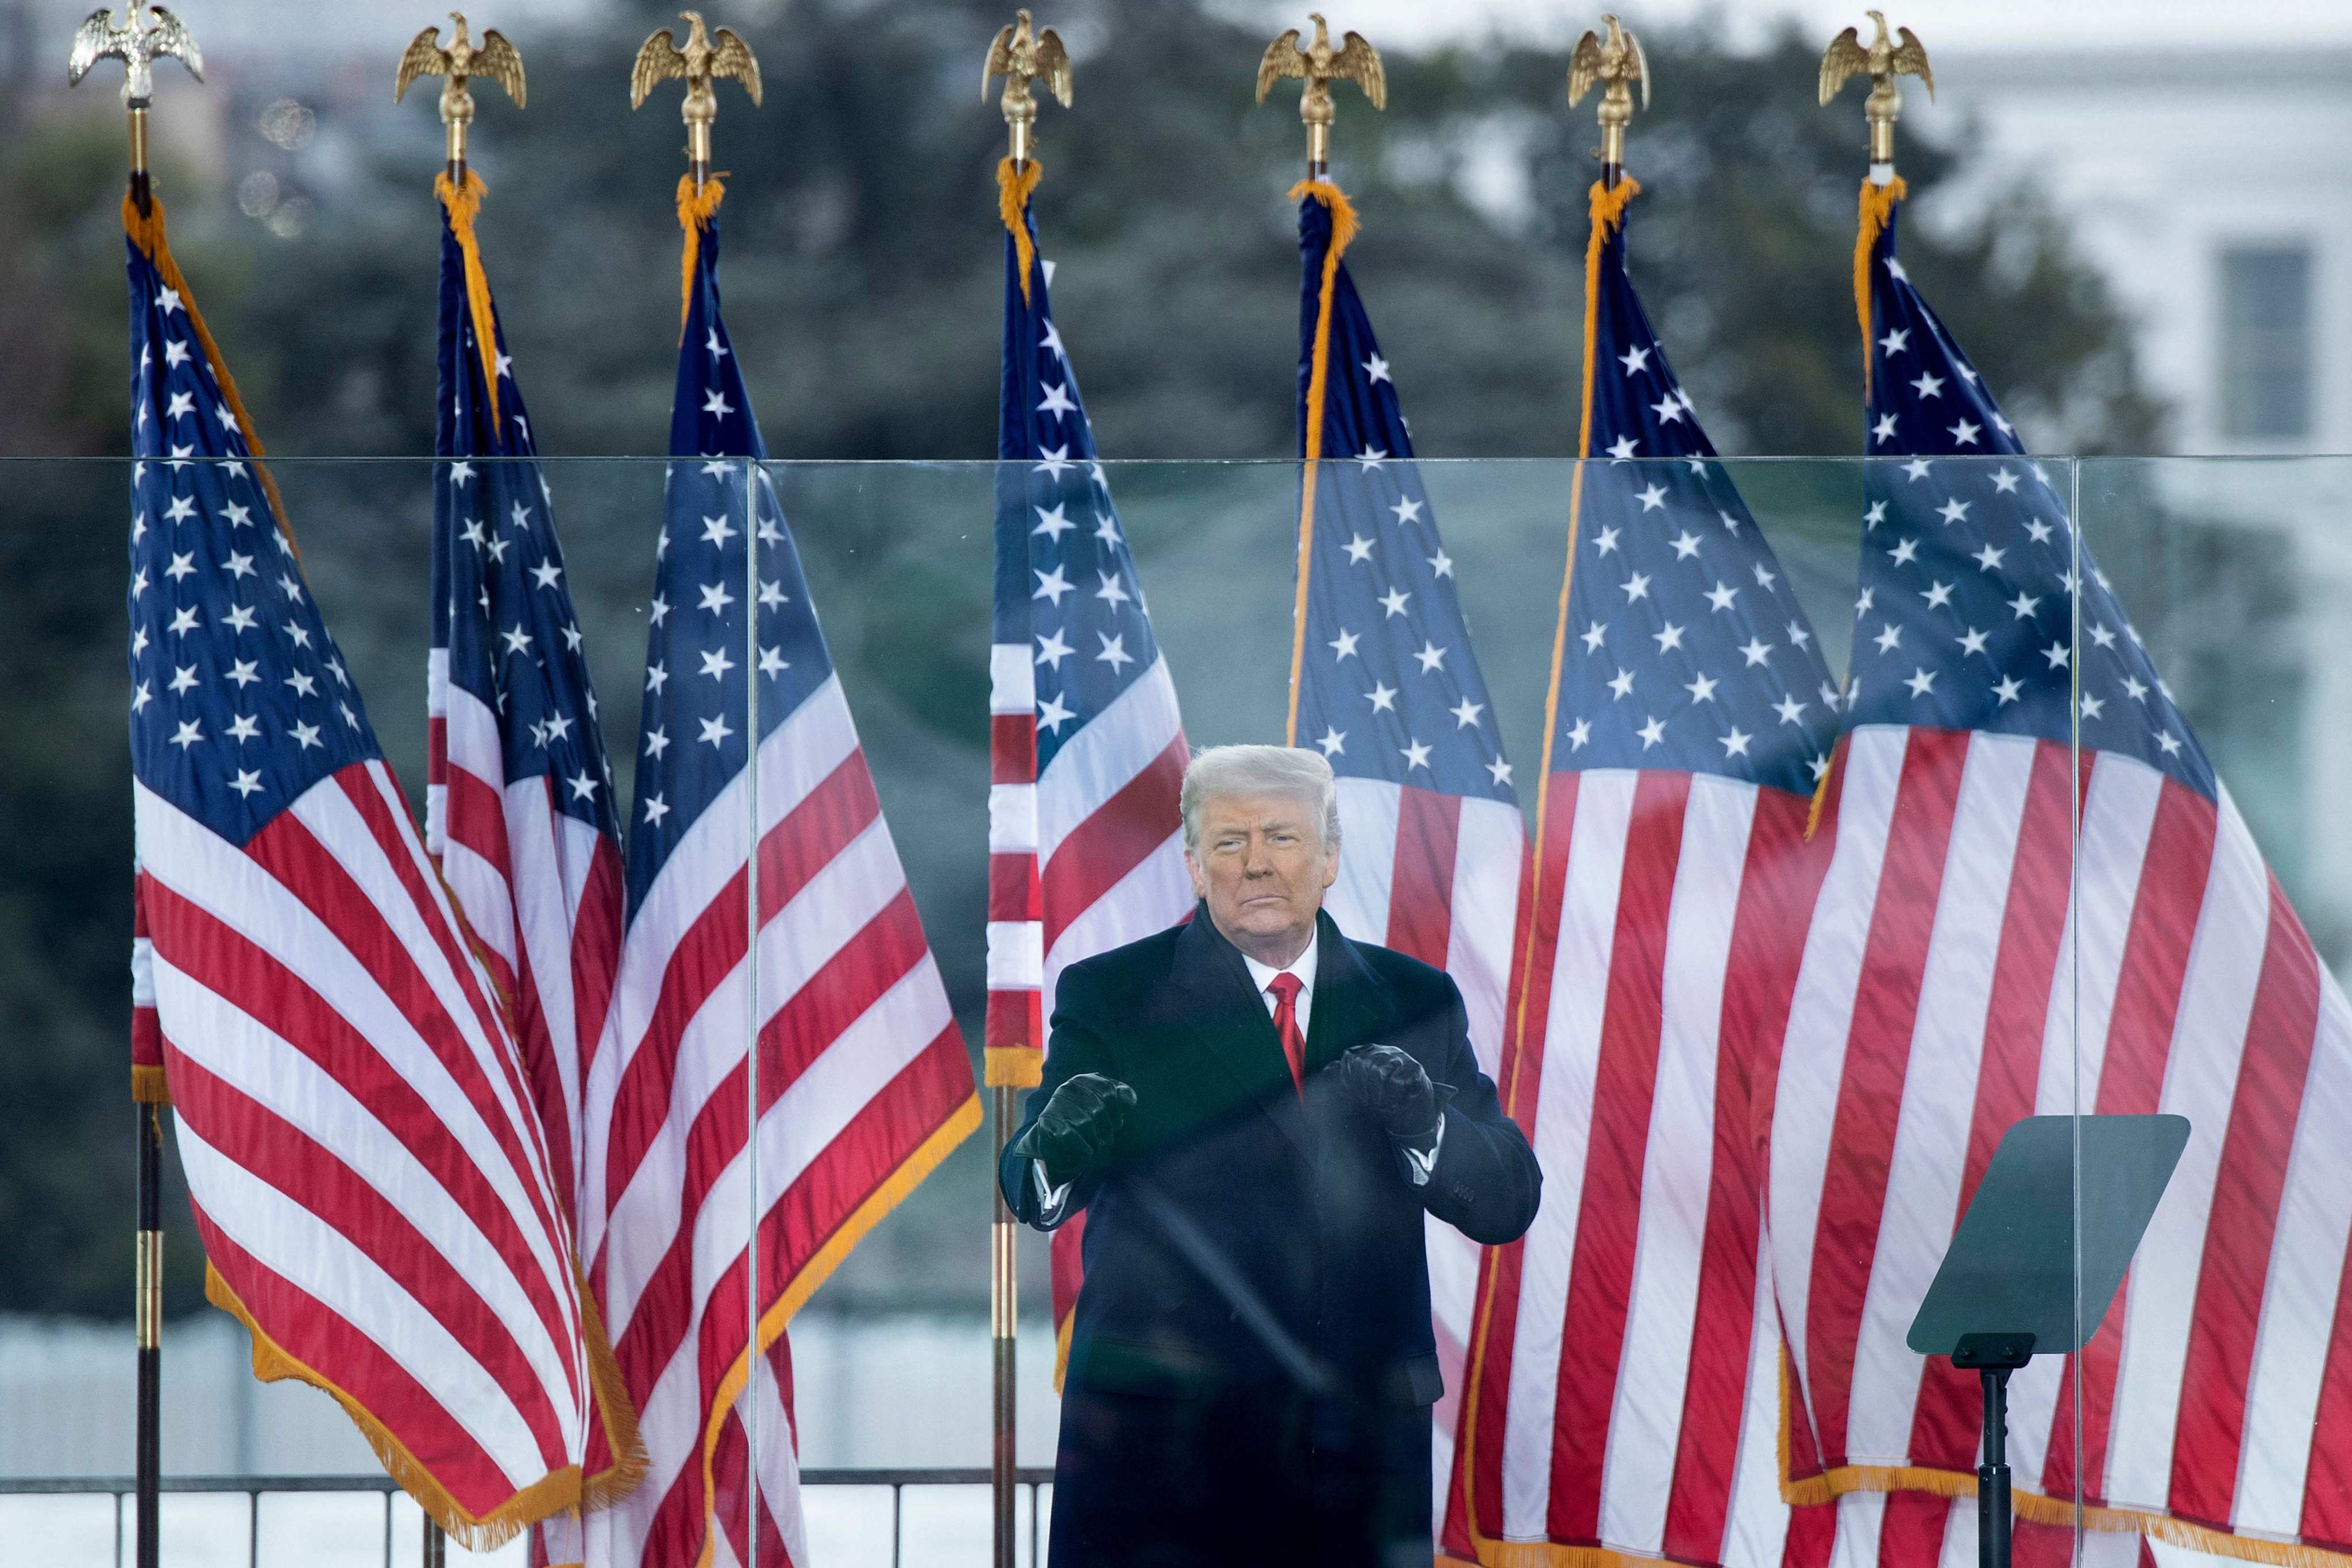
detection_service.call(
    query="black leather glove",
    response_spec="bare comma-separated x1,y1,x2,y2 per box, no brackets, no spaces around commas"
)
1335,1044,1450,1142
1010,1072,1137,1186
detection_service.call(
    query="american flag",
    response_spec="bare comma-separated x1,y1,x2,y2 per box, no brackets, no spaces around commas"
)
1287,179,1528,1511
1442,179,1842,1568
986,162,1192,1367
577,184,979,1567
1770,179,2352,1566
424,173,624,1261
121,198,606,1543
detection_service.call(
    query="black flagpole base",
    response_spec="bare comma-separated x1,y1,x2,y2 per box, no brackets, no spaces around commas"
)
135,1103,164,1568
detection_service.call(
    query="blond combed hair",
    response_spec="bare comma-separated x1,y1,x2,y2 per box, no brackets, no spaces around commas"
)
1179,744,1341,854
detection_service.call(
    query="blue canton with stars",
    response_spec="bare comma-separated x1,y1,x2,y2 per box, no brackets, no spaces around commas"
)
995,221,1161,774
432,210,618,840
125,236,380,843
1851,196,2213,800
1552,193,1836,795
1292,193,1517,803
624,212,839,912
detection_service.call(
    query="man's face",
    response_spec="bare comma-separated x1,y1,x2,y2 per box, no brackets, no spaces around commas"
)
1184,791,1339,963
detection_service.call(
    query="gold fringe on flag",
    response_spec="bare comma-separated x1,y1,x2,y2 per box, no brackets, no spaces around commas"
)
130,1064,170,1104
1772,1349,2352,1568
1282,177,1360,746
997,156,1045,306
1802,175,1911,842
675,173,729,334
984,1045,1043,1090
1460,1542,1680,1568
1802,732,1844,841
434,169,506,432
1852,175,1906,401
208,1263,589,1550
121,194,295,561
1052,1305,1074,1394
574,1264,650,1512
206,1261,647,1544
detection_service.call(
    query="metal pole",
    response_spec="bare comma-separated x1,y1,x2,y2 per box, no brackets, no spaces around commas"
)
1978,1367,2012,1568
127,101,152,216
422,1520,446,1568
134,1102,164,1568
991,1084,1019,1568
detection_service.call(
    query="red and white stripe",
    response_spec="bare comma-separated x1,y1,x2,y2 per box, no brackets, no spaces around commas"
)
131,856,167,1090
134,759,599,1527
986,640,1044,1060
1446,768,1827,1565
1327,777,1528,1507
580,676,975,1566
427,649,625,1238
991,640,1193,1346
1772,724,2352,1555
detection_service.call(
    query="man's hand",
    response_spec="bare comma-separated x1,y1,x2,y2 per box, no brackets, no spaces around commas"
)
1011,1072,1137,1186
1334,1044,1448,1142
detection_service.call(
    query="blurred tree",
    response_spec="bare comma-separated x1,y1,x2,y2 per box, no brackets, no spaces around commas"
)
0,0,2158,1316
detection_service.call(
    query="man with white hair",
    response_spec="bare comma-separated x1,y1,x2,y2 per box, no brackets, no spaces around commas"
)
999,743,1541,1567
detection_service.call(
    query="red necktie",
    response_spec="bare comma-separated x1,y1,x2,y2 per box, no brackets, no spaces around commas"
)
1266,971,1306,1096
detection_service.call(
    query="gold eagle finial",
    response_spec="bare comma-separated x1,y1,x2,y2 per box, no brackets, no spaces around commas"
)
395,13,526,175
67,3,203,210
632,11,763,186
1567,14,1648,172
983,10,1072,166
67,4,202,105
1820,10,1933,167
1256,14,1385,177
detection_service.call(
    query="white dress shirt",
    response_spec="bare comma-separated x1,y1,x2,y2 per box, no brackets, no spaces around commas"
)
1241,929,1320,1038
1033,926,1442,1218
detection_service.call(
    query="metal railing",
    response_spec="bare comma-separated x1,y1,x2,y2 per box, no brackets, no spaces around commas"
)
0,1467,1056,1566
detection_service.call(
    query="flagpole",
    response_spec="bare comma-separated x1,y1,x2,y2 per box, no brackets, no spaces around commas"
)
981,16,1074,1563
993,80,1029,1568
395,26,528,1561
633,22,767,1567
67,13,204,1567
134,1102,163,1568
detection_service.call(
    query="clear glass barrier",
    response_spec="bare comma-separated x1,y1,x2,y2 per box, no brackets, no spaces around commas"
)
14,452,2345,1566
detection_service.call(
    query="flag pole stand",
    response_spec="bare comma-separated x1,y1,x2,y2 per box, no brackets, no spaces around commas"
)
992,1085,1018,1568
134,1102,163,1568
69,17,210,1568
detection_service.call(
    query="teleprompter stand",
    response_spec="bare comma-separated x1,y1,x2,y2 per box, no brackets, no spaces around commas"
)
1907,1115,2190,1568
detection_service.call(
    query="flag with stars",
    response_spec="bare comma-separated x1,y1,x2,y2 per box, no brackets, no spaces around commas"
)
424,171,624,1277
120,195,611,1546
577,180,979,1568
1770,177,2352,1565
1288,176,1529,1511
986,159,1192,1378
416,176,647,1563
1445,177,1843,1568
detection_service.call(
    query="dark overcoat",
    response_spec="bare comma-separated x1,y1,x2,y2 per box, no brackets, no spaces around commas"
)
998,904,1542,1567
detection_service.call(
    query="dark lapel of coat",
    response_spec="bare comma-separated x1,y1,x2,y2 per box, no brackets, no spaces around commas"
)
1168,902,1314,1163
1303,908,1385,1076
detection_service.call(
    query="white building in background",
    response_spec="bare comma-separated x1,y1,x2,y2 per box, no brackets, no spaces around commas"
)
1914,47,2352,961
1918,47,2352,454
